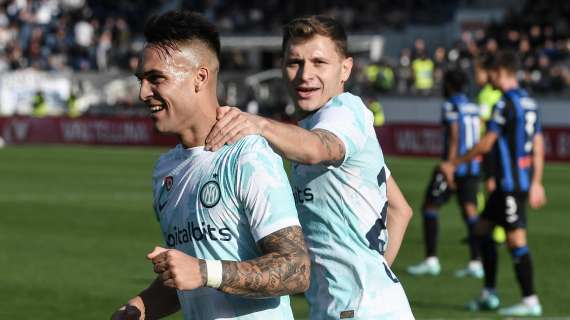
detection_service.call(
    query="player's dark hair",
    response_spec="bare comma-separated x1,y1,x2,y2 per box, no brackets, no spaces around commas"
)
143,10,220,61
488,50,519,74
282,15,349,58
443,68,467,97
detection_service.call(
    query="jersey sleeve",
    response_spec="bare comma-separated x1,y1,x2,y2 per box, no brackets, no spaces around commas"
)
311,100,368,163
385,164,392,181
487,99,509,134
535,107,542,134
442,102,459,124
236,137,300,242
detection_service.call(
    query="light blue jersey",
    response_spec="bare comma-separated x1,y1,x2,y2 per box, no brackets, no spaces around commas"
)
292,93,413,319
153,135,300,320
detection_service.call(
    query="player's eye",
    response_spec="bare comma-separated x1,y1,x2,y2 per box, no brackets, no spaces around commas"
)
148,75,165,84
313,59,327,66
286,59,302,67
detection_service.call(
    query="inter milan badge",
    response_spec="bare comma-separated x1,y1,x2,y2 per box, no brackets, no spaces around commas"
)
164,176,174,191
200,180,221,208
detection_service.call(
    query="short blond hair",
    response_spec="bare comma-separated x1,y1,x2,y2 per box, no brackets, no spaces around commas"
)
282,15,349,58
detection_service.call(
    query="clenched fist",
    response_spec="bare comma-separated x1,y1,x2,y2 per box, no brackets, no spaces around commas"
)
147,246,206,291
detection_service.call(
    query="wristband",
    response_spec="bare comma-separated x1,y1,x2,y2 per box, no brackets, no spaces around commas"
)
205,259,223,288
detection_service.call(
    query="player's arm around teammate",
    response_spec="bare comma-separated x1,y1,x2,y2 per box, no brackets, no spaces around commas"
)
205,108,412,265
112,225,309,320
206,108,346,166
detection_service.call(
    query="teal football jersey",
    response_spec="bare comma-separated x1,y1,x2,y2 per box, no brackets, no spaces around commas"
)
153,135,300,320
292,93,413,319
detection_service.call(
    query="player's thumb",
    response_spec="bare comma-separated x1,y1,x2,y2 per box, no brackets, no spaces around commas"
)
147,246,168,260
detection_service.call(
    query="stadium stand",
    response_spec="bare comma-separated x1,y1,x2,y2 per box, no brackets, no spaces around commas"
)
0,0,569,118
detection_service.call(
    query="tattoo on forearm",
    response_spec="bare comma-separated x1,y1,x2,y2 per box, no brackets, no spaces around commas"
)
219,226,310,297
313,129,345,166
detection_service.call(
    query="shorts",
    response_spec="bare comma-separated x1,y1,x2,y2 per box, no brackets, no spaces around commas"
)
481,190,528,230
482,149,496,180
424,167,479,206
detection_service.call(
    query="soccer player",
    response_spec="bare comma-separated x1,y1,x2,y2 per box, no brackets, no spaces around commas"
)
205,15,414,319
111,11,310,320
407,68,484,278
441,50,546,317
474,56,507,244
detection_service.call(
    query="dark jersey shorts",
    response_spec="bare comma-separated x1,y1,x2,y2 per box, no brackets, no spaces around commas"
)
424,167,479,206
481,190,528,230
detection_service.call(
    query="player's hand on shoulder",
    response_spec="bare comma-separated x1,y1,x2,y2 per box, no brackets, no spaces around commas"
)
205,106,264,151
111,302,144,320
439,161,456,189
529,182,547,209
147,246,205,291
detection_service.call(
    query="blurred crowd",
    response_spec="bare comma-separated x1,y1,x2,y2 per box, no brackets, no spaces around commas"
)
1,0,569,119
362,1,570,96
0,0,457,73
195,0,457,34
0,0,152,72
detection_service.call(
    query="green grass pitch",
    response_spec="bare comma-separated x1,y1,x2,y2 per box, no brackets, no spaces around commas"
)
0,145,568,319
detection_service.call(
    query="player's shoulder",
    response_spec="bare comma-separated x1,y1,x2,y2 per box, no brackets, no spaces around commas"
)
157,144,182,162
318,92,370,123
326,92,366,111
443,100,455,111
231,134,270,149
153,145,183,177
222,135,275,159
222,135,283,176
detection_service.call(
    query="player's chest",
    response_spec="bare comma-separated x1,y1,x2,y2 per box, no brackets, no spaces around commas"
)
154,161,229,228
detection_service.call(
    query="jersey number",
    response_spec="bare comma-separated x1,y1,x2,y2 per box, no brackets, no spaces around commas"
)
462,115,480,149
505,195,519,224
366,167,388,255
524,111,537,152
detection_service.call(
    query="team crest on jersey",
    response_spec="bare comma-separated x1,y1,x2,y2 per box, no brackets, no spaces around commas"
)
200,179,221,208
164,176,174,191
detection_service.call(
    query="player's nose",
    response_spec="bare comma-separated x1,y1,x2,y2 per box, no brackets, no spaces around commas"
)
299,64,316,82
139,80,153,102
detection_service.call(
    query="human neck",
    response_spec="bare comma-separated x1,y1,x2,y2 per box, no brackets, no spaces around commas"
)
500,78,518,92
179,95,219,148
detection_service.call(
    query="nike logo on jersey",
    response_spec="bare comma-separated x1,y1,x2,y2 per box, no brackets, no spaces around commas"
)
157,176,174,212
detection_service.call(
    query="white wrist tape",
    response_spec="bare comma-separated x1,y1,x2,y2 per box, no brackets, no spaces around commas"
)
205,259,223,288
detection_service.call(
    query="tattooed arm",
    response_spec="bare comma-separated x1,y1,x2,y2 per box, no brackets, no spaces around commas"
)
219,225,310,297
204,107,345,166
248,115,345,166
149,226,310,298
259,118,346,166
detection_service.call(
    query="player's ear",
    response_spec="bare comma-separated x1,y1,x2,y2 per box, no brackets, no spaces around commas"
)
194,66,209,92
340,56,353,83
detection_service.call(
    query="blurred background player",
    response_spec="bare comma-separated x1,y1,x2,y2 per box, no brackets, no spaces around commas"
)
407,68,483,278
441,50,547,317
205,15,414,319
474,56,507,244
111,10,310,320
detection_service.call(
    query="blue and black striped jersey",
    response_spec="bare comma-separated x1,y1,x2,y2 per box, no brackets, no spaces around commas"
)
442,94,481,177
487,88,542,193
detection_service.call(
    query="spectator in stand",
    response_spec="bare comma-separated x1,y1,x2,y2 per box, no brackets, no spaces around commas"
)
433,46,447,90
396,47,413,94
412,50,435,95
